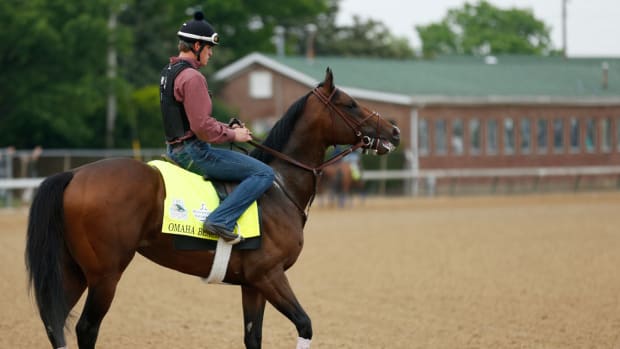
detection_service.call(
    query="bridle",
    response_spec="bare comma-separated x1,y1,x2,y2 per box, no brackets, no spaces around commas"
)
247,86,389,221
250,87,386,173
311,87,387,154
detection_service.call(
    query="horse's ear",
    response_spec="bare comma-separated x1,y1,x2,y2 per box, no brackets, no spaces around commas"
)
323,67,334,91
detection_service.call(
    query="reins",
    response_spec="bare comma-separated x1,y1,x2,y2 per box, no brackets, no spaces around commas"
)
248,138,365,222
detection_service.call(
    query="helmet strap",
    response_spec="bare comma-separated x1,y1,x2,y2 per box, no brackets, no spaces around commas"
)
192,42,207,62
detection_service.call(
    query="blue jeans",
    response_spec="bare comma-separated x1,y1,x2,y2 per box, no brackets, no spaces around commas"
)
167,138,274,231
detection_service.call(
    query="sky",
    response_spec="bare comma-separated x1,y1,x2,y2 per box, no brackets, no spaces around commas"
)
337,0,620,57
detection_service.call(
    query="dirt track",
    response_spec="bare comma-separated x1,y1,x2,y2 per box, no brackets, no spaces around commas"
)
3,192,620,348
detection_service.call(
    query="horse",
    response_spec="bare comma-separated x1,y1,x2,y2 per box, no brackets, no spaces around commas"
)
319,154,364,208
25,68,400,349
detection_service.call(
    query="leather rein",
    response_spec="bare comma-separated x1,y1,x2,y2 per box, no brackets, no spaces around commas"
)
246,87,385,221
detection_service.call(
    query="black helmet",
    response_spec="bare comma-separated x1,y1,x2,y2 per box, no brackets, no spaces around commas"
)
177,11,219,46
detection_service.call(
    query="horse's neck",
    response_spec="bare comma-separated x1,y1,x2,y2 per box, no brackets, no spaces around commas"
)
271,138,327,212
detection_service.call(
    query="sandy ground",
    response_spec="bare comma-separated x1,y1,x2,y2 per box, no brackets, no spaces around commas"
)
3,192,620,348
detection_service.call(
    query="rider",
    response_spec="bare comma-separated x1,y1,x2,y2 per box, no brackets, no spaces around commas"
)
160,11,275,245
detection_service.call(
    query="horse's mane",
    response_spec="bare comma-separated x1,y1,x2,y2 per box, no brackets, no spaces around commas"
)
250,93,310,163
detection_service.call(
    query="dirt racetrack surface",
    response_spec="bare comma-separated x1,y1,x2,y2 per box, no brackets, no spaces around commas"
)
3,192,620,348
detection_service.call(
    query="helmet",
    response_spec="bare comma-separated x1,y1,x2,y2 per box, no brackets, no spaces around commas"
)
177,11,219,46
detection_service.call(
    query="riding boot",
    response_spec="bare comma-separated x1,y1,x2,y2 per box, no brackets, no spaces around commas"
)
203,221,244,245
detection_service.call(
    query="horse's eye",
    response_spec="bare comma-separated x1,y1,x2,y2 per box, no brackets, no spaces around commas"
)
348,101,357,109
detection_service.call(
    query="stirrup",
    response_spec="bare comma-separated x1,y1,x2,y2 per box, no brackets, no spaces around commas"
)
224,234,243,245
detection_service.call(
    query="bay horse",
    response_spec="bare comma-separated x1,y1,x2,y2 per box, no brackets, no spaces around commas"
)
320,153,364,208
25,68,400,349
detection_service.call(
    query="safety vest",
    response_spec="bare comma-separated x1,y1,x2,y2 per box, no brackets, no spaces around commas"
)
160,60,192,142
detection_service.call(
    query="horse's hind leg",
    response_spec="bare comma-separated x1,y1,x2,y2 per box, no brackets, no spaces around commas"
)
63,250,88,307
75,275,120,349
241,285,267,349
254,270,312,349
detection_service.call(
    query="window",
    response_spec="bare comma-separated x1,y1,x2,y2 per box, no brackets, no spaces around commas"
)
434,119,447,154
569,117,580,153
537,119,548,154
553,119,564,153
451,119,464,155
249,71,273,99
503,117,515,154
601,118,612,153
418,118,429,155
469,118,481,155
486,119,498,155
520,118,532,154
585,118,596,153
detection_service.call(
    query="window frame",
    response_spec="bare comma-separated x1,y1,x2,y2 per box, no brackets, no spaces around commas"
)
248,70,273,99
486,119,498,155
536,118,548,154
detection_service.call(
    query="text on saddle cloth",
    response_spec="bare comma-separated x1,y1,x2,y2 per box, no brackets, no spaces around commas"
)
148,160,260,240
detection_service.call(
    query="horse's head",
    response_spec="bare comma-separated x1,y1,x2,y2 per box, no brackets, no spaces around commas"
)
312,68,400,155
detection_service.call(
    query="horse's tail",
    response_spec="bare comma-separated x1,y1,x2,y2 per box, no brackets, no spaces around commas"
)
25,171,74,336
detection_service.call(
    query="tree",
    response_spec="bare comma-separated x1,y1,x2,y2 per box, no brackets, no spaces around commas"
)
119,0,331,86
0,0,113,148
1,0,415,149
315,15,414,59
308,2,414,59
416,0,552,58
0,0,331,148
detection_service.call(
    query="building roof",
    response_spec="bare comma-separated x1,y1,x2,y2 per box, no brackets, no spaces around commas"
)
215,52,620,106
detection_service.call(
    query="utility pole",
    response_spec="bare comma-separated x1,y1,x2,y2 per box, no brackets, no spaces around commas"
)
562,0,568,59
106,6,118,148
274,26,285,57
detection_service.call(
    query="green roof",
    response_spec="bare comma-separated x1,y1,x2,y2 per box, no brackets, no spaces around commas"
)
267,55,620,98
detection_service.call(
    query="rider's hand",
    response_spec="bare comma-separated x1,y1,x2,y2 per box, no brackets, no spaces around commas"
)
232,126,253,142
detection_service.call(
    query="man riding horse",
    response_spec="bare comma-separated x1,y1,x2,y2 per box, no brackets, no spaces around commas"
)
160,11,274,245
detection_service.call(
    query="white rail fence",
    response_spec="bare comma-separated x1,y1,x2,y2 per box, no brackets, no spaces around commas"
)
1,165,619,197
362,166,620,195
362,165,620,180
0,178,44,190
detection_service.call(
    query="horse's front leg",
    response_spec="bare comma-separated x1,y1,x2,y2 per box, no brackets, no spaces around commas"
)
254,269,312,349
241,285,266,349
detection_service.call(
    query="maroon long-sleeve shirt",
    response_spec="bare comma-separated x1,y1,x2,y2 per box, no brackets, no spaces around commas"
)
170,56,234,144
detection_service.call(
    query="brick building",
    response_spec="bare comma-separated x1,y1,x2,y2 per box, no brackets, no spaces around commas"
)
214,53,620,181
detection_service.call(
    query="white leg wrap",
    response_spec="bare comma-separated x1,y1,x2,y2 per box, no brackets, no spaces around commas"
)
296,337,311,349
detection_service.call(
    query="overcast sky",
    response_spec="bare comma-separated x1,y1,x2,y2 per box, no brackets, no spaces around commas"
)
337,0,620,57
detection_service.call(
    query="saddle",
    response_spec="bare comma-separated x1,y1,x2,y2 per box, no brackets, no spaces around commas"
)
152,156,261,251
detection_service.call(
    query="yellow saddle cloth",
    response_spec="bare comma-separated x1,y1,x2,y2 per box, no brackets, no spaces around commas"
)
149,160,260,241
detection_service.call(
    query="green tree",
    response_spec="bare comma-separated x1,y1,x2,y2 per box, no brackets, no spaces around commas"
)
120,0,331,86
416,0,552,58
0,0,114,148
1,0,416,149
315,15,414,59
309,3,414,59
0,0,332,149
